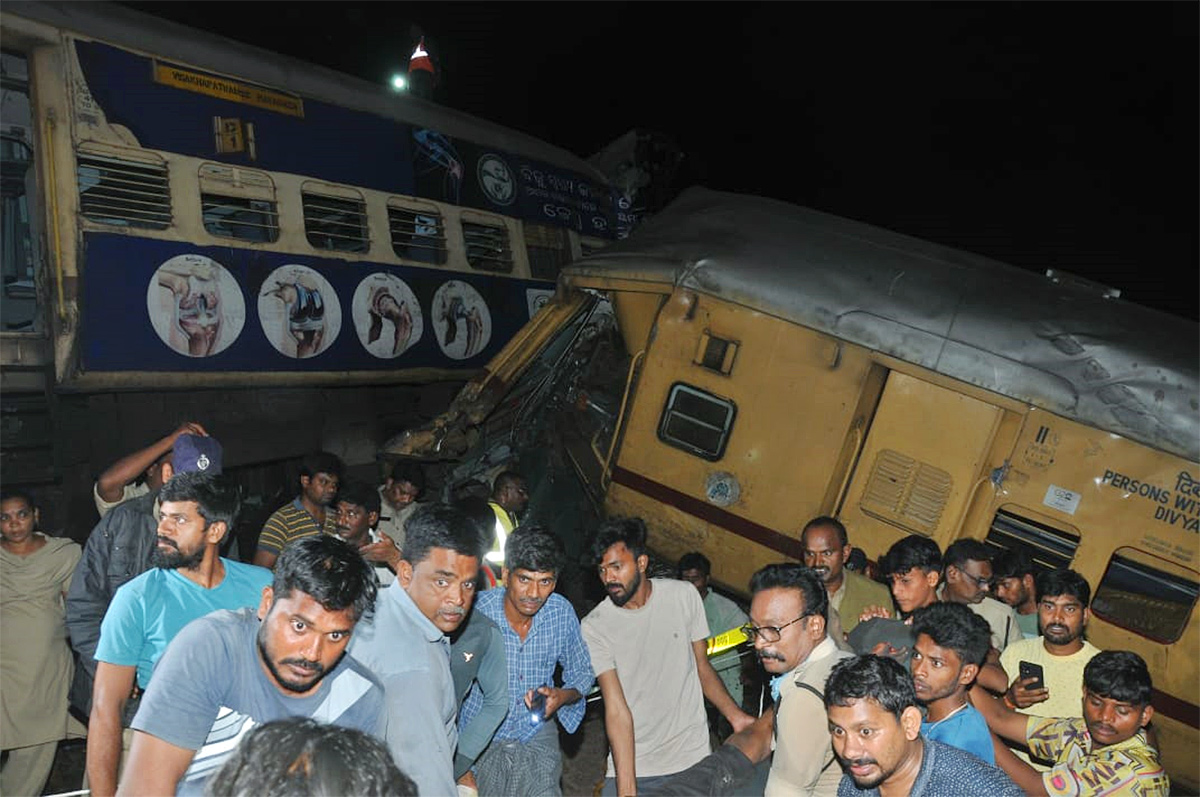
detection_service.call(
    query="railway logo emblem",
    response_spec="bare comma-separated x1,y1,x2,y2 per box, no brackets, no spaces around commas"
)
478,154,516,206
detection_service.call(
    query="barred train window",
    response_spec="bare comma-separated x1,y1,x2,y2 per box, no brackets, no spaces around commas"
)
77,148,171,229
302,183,368,252
523,223,571,281
198,163,278,243
1091,547,1198,644
462,218,513,273
658,382,736,461
388,201,447,264
984,509,1080,571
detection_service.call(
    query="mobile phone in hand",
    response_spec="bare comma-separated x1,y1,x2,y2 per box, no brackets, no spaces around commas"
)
1019,660,1045,691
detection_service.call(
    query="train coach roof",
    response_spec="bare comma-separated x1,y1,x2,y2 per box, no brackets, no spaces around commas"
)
565,188,1199,462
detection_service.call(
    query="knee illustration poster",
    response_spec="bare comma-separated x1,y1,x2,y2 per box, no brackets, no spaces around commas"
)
147,254,245,357
257,264,342,359
351,272,424,358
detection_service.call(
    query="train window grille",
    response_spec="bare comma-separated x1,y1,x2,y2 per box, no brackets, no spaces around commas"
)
523,223,571,280
199,164,278,243
657,382,737,461
76,149,171,229
302,189,368,252
387,202,447,265
462,220,514,273
1091,548,1198,644
983,509,1080,571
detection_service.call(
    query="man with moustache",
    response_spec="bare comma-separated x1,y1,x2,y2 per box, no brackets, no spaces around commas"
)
908,602,995,763
824,655,1022,796
460,525,594,795
87,472,271,797
747,563,852,796
118,536,383,795
939,539,1021,652
376,460,425,551
974,650,1170,796
582,517,753,796
991,548,1040,640
349,504,483,797
332,480,400,586
253,451,343,569
801,517,890,636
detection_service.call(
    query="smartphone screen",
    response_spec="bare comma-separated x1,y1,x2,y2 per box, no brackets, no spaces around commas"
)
1019,660,1045,691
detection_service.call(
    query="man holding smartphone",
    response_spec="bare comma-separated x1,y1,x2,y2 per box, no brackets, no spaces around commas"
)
998,568,1100,766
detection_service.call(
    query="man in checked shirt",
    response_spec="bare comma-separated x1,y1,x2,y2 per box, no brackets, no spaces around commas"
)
458,524,595,796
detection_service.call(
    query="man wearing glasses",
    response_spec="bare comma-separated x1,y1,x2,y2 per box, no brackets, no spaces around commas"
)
939,539,1021,653
745,563,852,796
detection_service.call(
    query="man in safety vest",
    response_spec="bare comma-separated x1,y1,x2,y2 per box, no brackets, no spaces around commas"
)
485,471,528,569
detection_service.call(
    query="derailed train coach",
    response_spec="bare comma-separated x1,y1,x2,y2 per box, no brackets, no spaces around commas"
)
392,187,1200,788
0,2,629,531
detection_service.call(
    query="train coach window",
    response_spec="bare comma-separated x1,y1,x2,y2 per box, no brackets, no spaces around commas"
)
984,508,1080,571
524,223,570,280
388,200,447,264
1091,548,1198,644
462,216,514,273
199,164,278,243
77,147,171,229
658,382,736,461
301,182,368,252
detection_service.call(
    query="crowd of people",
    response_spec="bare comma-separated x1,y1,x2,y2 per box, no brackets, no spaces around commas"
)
0,423,1171,796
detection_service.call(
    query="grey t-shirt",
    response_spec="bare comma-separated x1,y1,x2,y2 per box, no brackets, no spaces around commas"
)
132,608,383,795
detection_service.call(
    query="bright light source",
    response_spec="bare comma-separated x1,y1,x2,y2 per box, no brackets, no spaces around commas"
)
390,74,407,91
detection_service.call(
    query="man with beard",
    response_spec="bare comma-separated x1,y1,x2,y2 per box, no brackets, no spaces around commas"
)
998,568,1100,760
582,517,753,796
801,517,890,636
119,535,382,795
87,472,271,796
824,655,1021,796
460,524,594,795
349,504,483,797
333,481,400,586
253,451,343,570
992,548,1040,640
908,602,995,763
974,650,1170,796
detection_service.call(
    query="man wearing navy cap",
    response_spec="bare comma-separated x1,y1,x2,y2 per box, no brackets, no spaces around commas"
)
66,430,224,720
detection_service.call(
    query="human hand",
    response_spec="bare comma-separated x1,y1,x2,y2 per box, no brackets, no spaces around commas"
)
859,604,892,622
729,708,755,734
171,422,208,440
1007,676,1049,708
359,536,402,571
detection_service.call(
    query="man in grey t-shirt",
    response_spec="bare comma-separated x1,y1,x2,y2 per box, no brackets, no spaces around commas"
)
119,537,384,795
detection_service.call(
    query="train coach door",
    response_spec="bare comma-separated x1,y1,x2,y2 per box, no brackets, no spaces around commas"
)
1,50,42,334
836,371,1007,556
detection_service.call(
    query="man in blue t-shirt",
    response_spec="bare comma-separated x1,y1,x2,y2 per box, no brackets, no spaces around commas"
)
88,471,271,797
909,602,996,763
118,536,383,796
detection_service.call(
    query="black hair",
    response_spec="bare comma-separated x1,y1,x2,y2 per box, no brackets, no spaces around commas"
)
492,470,526,496
402,503,484,566
910,602,992,667
388,460,426,492
992,548,1036,581
943,538,994,570
880,535,942,578
1083,650,1153,707
825,654,918,719
300,451,344,481
0,488,37,512
506,523,566,576
204,717,417,797
450,480,491,503
591,516,648,564
453,496,497,551
272,536,377,622
802,516,849,548
337,481,381,516
678,551,711,577
159,471,240,539
1035,568,1091,607
845,547,868,572
749,563,829,622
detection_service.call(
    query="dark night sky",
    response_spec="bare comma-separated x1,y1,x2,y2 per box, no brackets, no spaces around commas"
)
123,2,1198,321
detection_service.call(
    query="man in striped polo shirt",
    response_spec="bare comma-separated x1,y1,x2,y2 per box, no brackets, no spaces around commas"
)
253,451,342,570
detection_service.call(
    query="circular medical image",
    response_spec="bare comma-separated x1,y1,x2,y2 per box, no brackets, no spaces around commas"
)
431,280,492,360
147,254,245,358
257,265,342,359
351,273,424,359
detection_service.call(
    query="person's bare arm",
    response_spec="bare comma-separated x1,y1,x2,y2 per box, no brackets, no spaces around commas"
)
252,548,279,570
87,662,137,797
991,732,1048,796
97,422,206,502
725,705,776,764
975,648,1009,693
693,639,754,732
968,682,1030,744
597,669,637,796
117,730,195,796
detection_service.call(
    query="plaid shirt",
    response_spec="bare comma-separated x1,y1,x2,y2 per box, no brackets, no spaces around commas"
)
460,589,594,743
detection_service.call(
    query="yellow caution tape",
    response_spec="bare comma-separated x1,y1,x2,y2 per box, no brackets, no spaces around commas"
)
706,625,750,657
